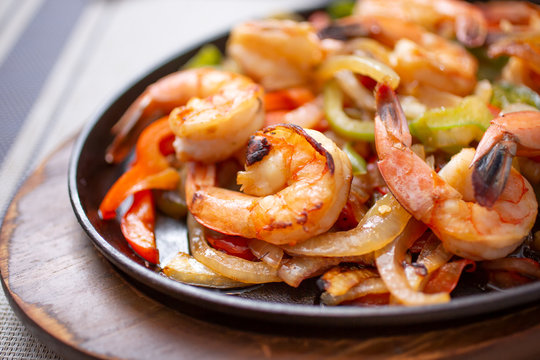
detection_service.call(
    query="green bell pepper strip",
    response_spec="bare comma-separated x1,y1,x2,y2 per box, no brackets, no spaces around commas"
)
409,96,493,153
327,0,356,19
343,142,367,175
183,44,222,69
491,82,540,110
323,80,375,141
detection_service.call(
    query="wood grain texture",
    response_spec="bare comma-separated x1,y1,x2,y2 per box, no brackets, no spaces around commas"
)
2,140,540,360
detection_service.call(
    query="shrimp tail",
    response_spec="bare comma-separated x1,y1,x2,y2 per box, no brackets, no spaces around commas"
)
471,133,517,208
455,15,486,48
106,95,158,164
375,83,412,147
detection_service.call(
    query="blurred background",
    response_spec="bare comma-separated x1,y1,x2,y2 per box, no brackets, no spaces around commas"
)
0,1,325,358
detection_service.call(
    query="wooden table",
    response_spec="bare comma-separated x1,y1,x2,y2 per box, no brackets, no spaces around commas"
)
2,139,540,359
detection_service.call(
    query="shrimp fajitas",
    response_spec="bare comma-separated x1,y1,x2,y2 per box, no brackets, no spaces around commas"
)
99,0,540,307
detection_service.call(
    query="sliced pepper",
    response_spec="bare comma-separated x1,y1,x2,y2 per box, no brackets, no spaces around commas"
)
206,231,256,261
99,117,180,219
264,87,315,112
409,96,493,153
342,142,367,175
120,190,159,264
323,80,375,141
423,259,476,294
490,82,540,110
326,0,355,19
182,44,222,69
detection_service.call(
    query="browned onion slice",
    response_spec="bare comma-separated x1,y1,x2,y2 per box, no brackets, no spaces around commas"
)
248,239,284,269
405,234,454,290
163,252,250,288
375,219,451,305
278,255,373,287
283,194,411,257
188,214,281,284
320,266,378,296
482,257,540,279
320,277,388,306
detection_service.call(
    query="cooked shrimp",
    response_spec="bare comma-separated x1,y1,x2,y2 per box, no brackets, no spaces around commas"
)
489,33,540,92
106,68,264,163
335,16,478,96
478,1,540,35
185,124,352,245
471,111,540,207
355,0,488,47
227,19,325,91
374,84,538,260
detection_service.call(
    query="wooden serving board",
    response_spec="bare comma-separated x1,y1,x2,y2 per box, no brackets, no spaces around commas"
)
2,139,540,359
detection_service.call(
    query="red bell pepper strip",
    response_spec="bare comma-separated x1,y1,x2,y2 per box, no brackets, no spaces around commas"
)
120,190,159,264
264,87,315,112
100,116,179,219
265,110,289,127
423,259,476,294
205,232,256,261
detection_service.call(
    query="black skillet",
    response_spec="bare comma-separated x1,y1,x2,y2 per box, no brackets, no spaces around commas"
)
68,5,540,327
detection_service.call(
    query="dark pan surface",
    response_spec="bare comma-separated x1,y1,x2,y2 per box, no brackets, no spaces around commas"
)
68,11,540,327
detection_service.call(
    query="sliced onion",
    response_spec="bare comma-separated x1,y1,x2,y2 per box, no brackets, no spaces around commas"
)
248,239,284,269
334,70,376,111
375,219,451,306
405,234,453,291
188,214,281,284
482,258,540,279
320,266,378,296
283,194,411,257
317,55,400,89
163,252,250,288
278,255,373,288
320,278,388,306
278,256,342,287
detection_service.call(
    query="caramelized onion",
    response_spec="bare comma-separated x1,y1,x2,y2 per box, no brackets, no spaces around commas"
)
375,219,451,306
321,266,378,296
188,214,281,284
317,54,400,90
278,255,373,287
248,239,284,269
320,278,388,306
405,234,453,290
163,252,249,288
334,69,376,111
482,257,540,278
283,194,411,257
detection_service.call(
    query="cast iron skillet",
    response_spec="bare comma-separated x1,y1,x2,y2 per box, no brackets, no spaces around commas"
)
69,9,540,327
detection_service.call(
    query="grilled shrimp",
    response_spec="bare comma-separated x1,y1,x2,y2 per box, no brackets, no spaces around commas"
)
471,111,540,207
478,1,540,35
227,19,325,91
185,124,352,245
355,0,488,47
488,33,540,93
106,68,264,163
328,16,478,96
374,84,537,260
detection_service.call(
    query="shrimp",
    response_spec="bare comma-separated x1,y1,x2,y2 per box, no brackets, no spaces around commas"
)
185,124,352,245
374,84,537,260
471,111,540,207
227,19,325,91
355,0,488,47
488,33,540,93
478,1,540,35
330,16,478,96
106,68,264,163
